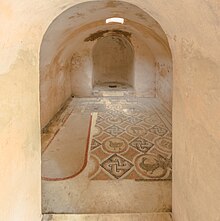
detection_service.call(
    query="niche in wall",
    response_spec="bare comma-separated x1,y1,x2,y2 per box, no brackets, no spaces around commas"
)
92,34,134,88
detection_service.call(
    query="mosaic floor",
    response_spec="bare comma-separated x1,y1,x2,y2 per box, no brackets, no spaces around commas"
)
42,97,172,213
89,101,172,181
42,97,172,181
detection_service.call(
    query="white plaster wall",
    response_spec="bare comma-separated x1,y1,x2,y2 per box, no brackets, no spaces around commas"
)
0,1,220,221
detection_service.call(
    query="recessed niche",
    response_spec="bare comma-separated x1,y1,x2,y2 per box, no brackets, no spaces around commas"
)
92,35,134,89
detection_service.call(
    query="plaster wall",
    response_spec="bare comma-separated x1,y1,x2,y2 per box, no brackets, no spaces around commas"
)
70,47,93,97
156,57,173,111
70,31,156,97
0,3,42,221
93,35,134,86
0,1,220,221
133,37,156,97
39,0,169,119
40,53,72,128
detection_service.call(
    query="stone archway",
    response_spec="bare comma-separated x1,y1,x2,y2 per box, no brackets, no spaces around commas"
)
40,1,173,129
39,0,173,216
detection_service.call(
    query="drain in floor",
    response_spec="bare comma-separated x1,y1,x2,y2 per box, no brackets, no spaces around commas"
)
109,85,117,88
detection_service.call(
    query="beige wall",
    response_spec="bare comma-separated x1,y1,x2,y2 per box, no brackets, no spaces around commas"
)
93,35,134,86
0,2,42,220
0,1,220,221
40,1,170,127
133,36,157,97
156,57,173,111
40,48,72,128
69,32,157,98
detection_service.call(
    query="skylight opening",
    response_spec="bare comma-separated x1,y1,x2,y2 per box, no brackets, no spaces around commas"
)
106,17,124,24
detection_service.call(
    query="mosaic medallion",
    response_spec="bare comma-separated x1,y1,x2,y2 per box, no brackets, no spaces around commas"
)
135,154,170,179
155,137,172,153
130,137,154,153
102,137,128,154
105,125,124,136
101,154,133,179
106,115,125,124
127,125,146,137
149,125,168,136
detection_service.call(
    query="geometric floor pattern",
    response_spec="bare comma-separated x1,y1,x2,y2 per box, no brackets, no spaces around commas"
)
89,100,172,181
41,97,172,214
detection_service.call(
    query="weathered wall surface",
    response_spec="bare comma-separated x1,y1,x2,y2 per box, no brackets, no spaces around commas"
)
40,1,169,108
70,31,156,97
70,48,93,97
134,37,156,97
0,1,220,221
0,2,42,221
40,27,160,128
158,2,220,221
40,48,72,128
156,57,173,111
93,35,134,86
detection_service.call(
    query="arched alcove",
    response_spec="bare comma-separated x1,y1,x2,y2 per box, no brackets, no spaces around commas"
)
92,34,134,88
40,0,172,128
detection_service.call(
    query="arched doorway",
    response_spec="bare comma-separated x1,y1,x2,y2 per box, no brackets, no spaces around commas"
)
40,0,173,215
